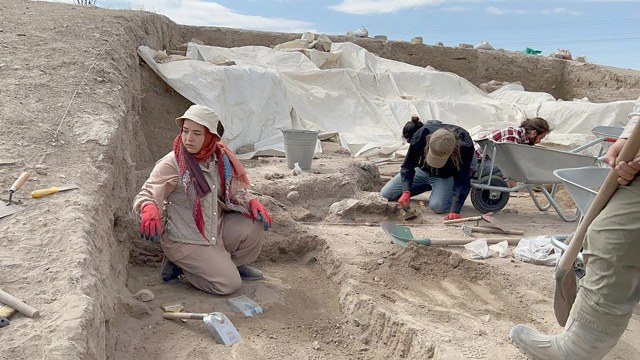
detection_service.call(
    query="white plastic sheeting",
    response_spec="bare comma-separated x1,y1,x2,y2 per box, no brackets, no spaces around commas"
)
137,42,636,159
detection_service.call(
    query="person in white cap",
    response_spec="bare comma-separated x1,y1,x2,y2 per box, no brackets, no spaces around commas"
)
510,98,640,359
381,121,475,220
133,104,271,295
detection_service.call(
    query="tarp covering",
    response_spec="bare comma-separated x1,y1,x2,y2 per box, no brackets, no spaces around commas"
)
138,43,635,159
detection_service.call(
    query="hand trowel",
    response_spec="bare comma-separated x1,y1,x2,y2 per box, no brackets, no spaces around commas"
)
1,172,29,220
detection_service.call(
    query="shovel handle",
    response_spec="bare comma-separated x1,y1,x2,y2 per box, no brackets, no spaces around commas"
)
31,187,60,198
558,119,640,270
0,288,39,318
463,225,524,235
429,237,520,246
443,215,482,224
162,312,207,320
9,172,29,193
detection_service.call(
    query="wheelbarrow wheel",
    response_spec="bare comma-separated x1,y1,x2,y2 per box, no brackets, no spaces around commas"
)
471,176,509,213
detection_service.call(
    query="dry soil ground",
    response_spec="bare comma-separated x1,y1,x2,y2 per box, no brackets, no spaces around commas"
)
0,1,639,359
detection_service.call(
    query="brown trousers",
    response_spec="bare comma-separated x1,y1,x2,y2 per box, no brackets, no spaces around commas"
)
162,213,264,295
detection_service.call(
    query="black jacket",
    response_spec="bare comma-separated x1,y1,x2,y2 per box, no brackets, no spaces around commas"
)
401,122,475,213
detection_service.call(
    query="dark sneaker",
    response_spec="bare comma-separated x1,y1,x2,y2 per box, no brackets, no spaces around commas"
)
237,264,263,281
161,257,183,285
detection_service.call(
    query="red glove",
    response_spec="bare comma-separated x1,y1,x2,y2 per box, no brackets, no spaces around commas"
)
398,191,411,210
444,212,461,221
249,198,272,231
140,203,162,242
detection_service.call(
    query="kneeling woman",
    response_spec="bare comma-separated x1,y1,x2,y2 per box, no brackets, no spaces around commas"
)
381,122,475,220
133,104,271,295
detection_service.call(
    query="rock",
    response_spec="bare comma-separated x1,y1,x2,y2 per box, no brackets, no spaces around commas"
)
133,289,154,302
411,36,423,45
328,198,359,217
313,340,322,350
286,191,300,201
236,144,254,154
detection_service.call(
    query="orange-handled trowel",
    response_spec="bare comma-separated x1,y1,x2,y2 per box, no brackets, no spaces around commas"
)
31,184,79,198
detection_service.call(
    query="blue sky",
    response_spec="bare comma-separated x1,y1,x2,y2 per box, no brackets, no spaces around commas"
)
96,0,639,70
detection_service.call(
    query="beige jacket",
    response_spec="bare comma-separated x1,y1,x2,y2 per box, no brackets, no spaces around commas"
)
133,151,252,246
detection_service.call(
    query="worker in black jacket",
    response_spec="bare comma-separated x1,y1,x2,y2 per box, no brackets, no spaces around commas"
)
381,122,475,220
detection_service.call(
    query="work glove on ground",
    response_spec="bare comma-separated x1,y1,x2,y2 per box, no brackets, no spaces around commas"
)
444,212,461,221
140,202,162,242
249,198,272,231
398,191,411,211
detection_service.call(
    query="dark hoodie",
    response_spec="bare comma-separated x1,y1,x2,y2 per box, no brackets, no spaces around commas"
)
400,122,475,213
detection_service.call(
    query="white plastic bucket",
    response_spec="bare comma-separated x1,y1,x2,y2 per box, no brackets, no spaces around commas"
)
281,129,319,170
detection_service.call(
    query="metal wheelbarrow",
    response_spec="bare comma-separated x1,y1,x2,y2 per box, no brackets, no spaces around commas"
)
570,126,624,157
471,140,599,221
549,166,610,275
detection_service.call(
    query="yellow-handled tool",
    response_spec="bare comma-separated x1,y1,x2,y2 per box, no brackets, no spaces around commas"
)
31,184,79,198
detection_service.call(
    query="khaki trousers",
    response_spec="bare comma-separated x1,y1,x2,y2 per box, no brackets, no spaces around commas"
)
571,178,640,333
162,213,264,295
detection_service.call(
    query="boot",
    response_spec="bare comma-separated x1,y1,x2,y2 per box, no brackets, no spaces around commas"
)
160,257,183,285
237,264,263,281
510,315,626,360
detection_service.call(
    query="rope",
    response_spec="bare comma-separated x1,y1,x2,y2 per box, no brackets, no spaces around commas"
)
53,32,117,139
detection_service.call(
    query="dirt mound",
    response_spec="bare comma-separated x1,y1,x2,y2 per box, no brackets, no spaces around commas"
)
371,245,492,283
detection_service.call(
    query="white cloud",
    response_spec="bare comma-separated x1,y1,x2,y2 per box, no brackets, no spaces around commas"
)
541,7,582,16
486,6,581,16
485,6,528,15
442,6,472,12
119,0,314,32
328,0,444,15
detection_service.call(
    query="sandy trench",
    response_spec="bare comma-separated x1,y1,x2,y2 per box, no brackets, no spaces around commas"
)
0,1,639,359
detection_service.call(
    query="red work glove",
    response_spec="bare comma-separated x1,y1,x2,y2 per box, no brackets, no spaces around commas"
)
444,212,461,221
398,191,411,210
249,198,272,231
140,203,162,242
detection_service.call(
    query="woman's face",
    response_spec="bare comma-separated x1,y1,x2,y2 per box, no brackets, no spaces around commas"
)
181,119,207,153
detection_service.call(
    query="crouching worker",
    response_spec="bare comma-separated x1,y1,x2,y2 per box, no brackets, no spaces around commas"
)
509,99,640,360
132,104,272,295
381,121,475,220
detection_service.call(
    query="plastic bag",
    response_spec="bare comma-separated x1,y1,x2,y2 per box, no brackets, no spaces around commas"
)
489,240,509,258
293,162,303,176
513,236,559,266
228,295,263,317
464,239,489,259
347,26,368,38
474,41,494,50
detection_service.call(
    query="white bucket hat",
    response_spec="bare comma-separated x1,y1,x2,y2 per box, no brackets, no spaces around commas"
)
175,104,224,137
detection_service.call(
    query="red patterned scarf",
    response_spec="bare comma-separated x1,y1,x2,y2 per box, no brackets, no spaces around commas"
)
173,133,249,240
